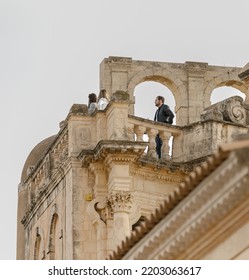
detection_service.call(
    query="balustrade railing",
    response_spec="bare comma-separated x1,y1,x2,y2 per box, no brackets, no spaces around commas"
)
128,115,182,161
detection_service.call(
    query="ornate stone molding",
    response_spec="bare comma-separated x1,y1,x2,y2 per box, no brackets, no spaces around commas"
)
78,140,147,167
104,154,139,168
87,198,111,225
129,166,183,183
107,192,133,214
87,193,140,226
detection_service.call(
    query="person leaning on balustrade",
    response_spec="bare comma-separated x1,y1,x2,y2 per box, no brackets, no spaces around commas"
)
154,95,174,159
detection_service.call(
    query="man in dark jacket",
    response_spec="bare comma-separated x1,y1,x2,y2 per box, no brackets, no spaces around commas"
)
154,96,174,159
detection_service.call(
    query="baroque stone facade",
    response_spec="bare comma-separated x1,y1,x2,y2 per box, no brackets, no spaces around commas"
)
17,57,249,260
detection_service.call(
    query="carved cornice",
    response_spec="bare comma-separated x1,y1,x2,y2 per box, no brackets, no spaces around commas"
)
130,166,183,183
89,162,106,174
104,154,138,168
78,140,147,167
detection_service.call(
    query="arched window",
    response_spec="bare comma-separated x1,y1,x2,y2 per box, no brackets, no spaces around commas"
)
48,213,59,260
134,82,175,156
211,86,245,104
34,234,41,260
134,81,176,124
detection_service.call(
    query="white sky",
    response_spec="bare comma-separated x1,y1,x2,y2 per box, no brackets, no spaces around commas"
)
0,0,248,260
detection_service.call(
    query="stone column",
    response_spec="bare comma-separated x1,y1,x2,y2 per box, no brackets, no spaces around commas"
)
105,154,136,193
147,128,158,159
99,56,132,100
160,131,172,161
134,125,146,141
106,93,130,141
185,61,208,123
108,192,132,247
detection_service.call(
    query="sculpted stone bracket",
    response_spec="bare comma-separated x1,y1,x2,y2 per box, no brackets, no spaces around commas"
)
201,96,249,125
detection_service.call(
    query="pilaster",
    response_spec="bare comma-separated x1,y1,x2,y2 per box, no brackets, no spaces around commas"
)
104,153,137,192
107,192,133,247
185,61,208,123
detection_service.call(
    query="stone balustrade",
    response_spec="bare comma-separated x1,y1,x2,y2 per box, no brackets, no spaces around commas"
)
128,115,182,160
22,95,249,224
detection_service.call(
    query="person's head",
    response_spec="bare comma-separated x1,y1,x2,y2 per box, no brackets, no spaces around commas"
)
155,96,164,107
98,89,108,100
88,93,97,105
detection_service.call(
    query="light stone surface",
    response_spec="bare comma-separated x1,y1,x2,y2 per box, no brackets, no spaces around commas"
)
16,58,249,260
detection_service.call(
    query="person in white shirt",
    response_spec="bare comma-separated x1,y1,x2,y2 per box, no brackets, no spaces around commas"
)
97,89,109,110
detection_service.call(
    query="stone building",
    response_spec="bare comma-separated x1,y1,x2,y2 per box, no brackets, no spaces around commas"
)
17,57,249,260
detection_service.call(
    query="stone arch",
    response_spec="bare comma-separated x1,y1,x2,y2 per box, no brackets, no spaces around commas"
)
34,234,41,260
100,56,249,124
33,226,45,260
48,212,59,260
128,68,188,115
204,72,248,108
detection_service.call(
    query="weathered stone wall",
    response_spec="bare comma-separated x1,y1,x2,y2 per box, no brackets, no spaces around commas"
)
17,58,249,260
173,120,249,163
100,57,248,125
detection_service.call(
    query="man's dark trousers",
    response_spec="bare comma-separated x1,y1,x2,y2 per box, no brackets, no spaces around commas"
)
155,134,162,159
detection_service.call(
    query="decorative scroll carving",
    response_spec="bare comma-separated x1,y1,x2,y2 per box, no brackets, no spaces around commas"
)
201,96,249,125
87,198,112,225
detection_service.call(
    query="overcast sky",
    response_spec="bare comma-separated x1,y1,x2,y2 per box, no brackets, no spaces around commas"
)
0,0,248,260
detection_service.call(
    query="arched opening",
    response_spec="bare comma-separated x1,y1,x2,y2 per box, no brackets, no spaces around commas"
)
134,81,176,123
134,81,176,157
48,213,60,260
211,86,245,104
34,234,41,260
